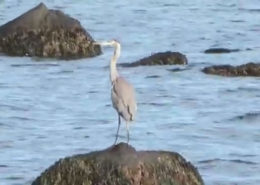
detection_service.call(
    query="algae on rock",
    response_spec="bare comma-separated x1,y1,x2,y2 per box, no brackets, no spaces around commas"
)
32,143,204,185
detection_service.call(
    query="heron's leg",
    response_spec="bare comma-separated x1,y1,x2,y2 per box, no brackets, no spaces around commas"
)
126,122,130,144
114,114,121,145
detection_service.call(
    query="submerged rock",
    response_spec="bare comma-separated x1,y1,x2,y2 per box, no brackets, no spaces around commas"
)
120,51,188,67
202,62,260,76
0,3,101,59
32,143,204,185
204,48,240,54
229,111,260,122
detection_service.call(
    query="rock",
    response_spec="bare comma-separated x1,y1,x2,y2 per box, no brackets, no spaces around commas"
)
120,51,188,67
204,48,240,54
229,112,260,122
32,143,204,185
167,66,191,73
0,3,101,59
202,62,260,76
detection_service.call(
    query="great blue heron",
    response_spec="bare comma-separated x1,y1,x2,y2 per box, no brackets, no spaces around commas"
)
94,40,137,144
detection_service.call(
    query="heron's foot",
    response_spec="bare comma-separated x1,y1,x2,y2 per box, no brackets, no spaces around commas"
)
114,134,119,145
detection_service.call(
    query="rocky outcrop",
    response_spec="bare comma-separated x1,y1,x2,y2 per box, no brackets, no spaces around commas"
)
202,62,260,76
204,48,240,54
120,51,188,67
32,143,204,185
0,3,101,59
229,112,260,122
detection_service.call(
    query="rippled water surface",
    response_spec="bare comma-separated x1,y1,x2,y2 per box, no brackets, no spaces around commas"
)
0,0,260,184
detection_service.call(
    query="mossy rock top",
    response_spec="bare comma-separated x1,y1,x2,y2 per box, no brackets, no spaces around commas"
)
120,51,188,67
202,62,260,77
0,3,101,59
32,143,204,185
204,48,240,54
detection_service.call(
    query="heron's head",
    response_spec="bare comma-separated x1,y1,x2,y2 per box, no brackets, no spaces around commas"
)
93,39,120,48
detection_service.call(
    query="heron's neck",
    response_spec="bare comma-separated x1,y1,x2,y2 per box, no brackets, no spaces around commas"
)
110,43,120,82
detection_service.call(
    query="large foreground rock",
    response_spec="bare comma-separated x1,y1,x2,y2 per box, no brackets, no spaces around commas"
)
0,3,101,59
202,62,260,76
32,143,204,185
120,51,188,67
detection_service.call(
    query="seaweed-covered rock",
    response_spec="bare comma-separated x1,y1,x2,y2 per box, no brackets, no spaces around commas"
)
0,3,101,59
121,51,188,67
204,48,240,54
32,143,204,185
202,62,260,76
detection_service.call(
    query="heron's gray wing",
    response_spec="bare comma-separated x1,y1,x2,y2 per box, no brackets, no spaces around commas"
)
111,77,137,121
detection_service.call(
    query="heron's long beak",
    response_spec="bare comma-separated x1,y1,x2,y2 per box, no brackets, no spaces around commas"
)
92,41,100,45
93,41,112,46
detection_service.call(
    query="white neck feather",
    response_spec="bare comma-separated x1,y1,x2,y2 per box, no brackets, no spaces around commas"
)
110,43,120,82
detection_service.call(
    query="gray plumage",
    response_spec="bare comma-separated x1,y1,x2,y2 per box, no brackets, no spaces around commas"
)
94,40,137,144
112,77,136,122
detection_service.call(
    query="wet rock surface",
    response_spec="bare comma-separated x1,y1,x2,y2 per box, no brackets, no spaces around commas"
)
0,3,101,59
204,48,240,54
32,143,204,185
120,51,188,67
202,62,260,76
229,111,260,123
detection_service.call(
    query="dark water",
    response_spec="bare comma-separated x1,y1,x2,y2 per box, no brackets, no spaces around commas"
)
0,0,260,185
